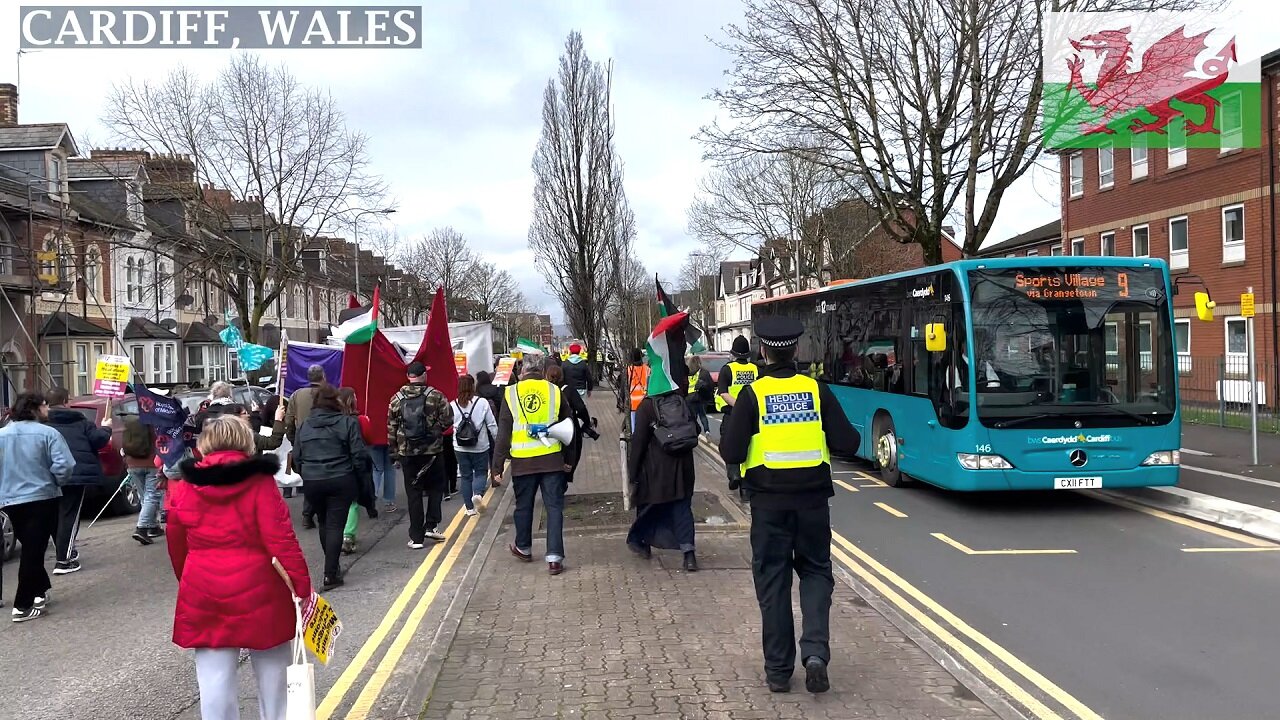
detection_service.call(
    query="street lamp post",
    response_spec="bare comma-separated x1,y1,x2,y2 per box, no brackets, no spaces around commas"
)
351,208,396,297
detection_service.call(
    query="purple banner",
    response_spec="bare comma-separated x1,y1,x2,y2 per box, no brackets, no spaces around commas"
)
284,343,344,397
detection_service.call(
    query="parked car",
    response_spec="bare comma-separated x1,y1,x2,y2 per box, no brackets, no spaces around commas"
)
66,396,140,517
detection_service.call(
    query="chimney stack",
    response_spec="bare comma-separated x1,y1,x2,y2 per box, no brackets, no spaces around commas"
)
0,83,17,127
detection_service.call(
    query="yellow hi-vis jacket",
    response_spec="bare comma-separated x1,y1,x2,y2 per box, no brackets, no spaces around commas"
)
744,375,830,471
505,379,562,458
715,361,759,412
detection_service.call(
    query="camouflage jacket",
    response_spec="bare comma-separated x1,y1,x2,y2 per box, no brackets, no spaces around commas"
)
387,382,452,459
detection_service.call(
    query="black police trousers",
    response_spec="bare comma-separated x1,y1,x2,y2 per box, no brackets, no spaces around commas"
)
749,503,834,682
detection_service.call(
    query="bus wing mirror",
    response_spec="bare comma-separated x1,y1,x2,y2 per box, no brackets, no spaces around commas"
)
1194,291,1215,322
925,323,947,352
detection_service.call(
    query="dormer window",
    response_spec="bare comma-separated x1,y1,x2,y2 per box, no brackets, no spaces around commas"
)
127,183,145,225
48,154,64,197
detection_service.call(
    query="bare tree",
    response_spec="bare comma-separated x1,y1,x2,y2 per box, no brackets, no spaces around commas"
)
677,251,722,337
702,0,1203,262
688,149,839,294
529,31,633,379
104,54,387,341
398,227,481,316
470,262,525,321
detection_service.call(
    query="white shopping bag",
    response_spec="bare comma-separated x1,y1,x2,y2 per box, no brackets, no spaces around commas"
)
274,558,316,720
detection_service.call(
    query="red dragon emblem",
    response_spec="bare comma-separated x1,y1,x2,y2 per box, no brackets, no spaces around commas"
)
1065,25,1236,137
138,395,155,413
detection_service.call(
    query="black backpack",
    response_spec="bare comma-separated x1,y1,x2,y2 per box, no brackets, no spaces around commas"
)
454,401,479,448
122,417,154,459
400,391,437,445
650,393,699,454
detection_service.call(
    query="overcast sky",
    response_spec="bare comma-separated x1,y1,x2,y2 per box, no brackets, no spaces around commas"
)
4,0,1274,322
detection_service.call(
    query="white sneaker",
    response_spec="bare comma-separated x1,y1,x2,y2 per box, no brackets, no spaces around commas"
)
425,530,447,542
33,595,47,610
407,540,426,550
465,508,478,517
471,494,486,513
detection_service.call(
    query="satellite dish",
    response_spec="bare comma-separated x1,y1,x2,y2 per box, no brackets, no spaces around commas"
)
175,293,194,308
159,318,178,331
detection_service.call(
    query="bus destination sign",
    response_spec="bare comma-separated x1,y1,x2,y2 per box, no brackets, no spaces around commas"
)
1013,271,1131,300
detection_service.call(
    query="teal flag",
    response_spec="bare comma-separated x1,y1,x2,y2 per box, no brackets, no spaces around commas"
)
238,343,275,372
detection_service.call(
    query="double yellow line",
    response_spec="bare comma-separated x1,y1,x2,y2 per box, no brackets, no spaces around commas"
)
831,531,1103,720
317,504,482,720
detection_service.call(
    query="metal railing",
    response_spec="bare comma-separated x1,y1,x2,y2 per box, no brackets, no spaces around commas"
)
1178,355,1280,433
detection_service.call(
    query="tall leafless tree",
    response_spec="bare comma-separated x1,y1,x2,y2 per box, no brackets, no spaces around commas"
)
104,54,387,341
688,149,839,295
469,262,526,322
398,226,482,316
702,0,1204,262
529,32,634,378
677,250,722,338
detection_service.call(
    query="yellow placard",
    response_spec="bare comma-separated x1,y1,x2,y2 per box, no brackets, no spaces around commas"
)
494,356,517,385
95,355,130,383
302,594,342,665
1241,292,1255,318
454,351,467,376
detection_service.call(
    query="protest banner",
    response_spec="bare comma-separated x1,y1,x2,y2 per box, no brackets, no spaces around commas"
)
93,355,131,398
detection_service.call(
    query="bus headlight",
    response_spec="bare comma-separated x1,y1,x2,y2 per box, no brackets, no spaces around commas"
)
956,453,1013,470
1141,450,1180,466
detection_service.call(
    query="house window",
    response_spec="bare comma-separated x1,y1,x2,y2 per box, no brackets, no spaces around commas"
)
127,184,145,224
85,246,101,299
131,345,145,379
75,342,89,396
1132,224,1150,257
1169,216,1189,270
157,263,168,305
1098,145,1114,188
1220,91,1243,150
1026,249,1038,256
165,344,175,383
1174,319,1191,374
1100,231,1116,256
1131,141,1148,180
46,343,65,388
1168,122,1187,168
125,258,137,303
48,154,63,196
1071,237,1086,256
1225,317,1248,376
1050,245,1064,256
187,344,229,386
1069,153,1084,197
1222,204,1244,263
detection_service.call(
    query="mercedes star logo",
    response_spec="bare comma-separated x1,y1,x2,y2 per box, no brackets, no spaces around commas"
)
1069,449,1088,467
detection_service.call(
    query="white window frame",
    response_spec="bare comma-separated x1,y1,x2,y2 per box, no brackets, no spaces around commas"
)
1071,237,1086,256
1132,224,1150,257
85,246,101,299
1222,203,1245,264
1174,318,1191,374
1069,153,1084,197
1098,145,1115,188
1050,245,1064,256
1225,316,1248,377
48,154,63,197
1168,216,1189,270
1168,123,1187,168
1220,90,1243,152
1026,249,1039,256
1131,140,1148,180
1100,231,1116,256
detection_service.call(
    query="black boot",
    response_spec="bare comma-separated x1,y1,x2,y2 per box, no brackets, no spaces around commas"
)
683,551,698,572
302,513,316,530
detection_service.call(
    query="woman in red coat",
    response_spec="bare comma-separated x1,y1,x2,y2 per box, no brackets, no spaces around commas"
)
167,414,312,720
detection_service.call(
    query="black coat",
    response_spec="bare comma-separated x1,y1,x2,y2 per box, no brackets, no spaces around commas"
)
557,382,593,479
294,410,376,516
562,361,594,394
476,381,502,418
46,408,111,486
627,395,696,506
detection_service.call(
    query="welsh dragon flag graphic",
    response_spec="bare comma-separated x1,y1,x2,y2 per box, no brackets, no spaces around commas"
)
645,310,691,396
1042,11,1260,148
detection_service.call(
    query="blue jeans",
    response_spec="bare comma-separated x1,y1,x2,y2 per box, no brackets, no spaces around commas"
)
457,450,490,510
369,445,397,504
128,468,163,529
512,471,567,563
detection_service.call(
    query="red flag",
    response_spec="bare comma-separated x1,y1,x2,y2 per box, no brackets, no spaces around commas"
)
414,287,458,402
339,330,406,445
348,294,360,309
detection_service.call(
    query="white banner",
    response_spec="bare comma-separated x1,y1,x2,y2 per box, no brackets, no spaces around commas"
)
343,321,494,376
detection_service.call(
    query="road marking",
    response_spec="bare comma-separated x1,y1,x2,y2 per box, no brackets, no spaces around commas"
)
1179,448,1213,456
344,502,482,719
830,545,1064,720
931,533,1077,555
316,507,468,719
1183,463,1280,490
834,478,860,493
1180,547,1280,553
833,531,1104,720
858,471,889,486
874,502,907,518
1096,494,1279,547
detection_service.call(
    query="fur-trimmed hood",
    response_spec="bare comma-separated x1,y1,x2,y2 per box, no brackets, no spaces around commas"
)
178,451,280,503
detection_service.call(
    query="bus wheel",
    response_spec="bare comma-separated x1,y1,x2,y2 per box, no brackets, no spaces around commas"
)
875,419,909,487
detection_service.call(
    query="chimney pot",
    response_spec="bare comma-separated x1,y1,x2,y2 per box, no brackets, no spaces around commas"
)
0,83,18,127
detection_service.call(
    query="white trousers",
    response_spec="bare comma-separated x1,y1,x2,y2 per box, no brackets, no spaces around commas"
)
193,642,291,720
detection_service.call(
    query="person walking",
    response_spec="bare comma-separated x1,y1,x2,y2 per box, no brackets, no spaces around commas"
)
336,387,378,554
626,369,699,572
476,370,502,418
45,386,112,575
170,415,312,720
718,316,860,695
562,343,594,398
286,365,329,529
387,362,452,549
624,349,649,432
451,375,498,517
293,385,370,590
0,393,75,622
545,364,593,485
686,355,713,435
716,336,759,499
122,415,165,546
490,354,572,575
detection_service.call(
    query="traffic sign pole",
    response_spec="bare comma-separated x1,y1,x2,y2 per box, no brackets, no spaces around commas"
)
1244,288,1258,465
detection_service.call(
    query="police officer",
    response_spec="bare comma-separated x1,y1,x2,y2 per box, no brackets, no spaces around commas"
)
715,335,758,497
718,315,860,695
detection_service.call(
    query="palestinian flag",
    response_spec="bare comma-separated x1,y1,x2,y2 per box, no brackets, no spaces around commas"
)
656,277,706,354
332,286,379,344
645,310,690,396
1042,11,1260,149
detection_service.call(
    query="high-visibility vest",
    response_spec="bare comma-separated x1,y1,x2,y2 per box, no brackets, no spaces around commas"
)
628,365,650,411
687,372,699,395
744,375,830,471
505,379,561,458
715,361,758,411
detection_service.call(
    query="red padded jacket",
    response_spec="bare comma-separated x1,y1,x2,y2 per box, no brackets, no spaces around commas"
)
166,451,312,650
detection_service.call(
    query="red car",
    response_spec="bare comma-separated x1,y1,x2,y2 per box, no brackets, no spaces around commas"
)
67,395,139,516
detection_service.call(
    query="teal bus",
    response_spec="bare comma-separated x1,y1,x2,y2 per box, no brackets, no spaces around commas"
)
754,257,1214,491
